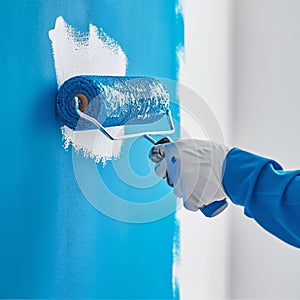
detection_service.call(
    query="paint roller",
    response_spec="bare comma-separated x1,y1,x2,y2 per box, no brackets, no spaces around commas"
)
56,75,173,162
56,75,227,217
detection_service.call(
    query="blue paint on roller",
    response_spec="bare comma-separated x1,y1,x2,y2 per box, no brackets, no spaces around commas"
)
56,76,170,130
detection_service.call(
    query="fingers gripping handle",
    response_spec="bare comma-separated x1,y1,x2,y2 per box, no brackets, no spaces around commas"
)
149,137,228,217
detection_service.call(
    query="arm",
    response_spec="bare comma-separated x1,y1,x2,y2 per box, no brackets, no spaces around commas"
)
223,148,300,248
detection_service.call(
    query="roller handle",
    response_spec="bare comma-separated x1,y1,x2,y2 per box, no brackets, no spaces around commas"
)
199,199,228,218
149,136,228,218
149,137,172,163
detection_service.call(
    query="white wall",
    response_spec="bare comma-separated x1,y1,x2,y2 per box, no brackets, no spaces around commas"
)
231,0,300,299
179,1,233,299
180,0,300,299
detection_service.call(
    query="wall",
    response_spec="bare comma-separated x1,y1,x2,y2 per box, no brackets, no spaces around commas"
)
179,0,233,299
179,1,300,299
0,1,183,299
231,0,300,298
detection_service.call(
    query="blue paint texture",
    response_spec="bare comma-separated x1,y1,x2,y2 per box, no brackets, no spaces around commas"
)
56,76,170,130
0,0,183,299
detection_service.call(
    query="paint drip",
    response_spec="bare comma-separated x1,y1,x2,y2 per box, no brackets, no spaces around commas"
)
49,16,128,162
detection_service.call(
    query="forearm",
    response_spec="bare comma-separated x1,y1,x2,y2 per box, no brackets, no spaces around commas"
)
223,148,300,248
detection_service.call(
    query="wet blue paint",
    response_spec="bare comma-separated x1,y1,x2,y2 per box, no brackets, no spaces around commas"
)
0,0,183,298
56,76,170,130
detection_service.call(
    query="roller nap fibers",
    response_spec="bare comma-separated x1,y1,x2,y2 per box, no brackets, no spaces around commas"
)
56,76,170,130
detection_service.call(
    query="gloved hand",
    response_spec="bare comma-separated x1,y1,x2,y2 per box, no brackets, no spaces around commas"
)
151,139,231,217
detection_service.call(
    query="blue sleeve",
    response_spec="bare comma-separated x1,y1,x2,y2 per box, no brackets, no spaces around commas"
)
222,148,300,248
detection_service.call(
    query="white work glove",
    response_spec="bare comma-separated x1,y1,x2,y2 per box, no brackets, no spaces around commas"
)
151,139,231,217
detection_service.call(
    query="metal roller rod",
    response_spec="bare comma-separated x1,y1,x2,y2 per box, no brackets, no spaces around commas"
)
74,96,175,143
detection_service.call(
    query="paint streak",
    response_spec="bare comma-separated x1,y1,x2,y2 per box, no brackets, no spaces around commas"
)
49,16,127,162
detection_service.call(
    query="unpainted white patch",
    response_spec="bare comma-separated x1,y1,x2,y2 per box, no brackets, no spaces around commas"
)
49,16,128,162
49,16,127,87
61,126,125,163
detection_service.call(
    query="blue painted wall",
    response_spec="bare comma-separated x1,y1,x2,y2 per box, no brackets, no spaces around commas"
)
0,1,183,298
